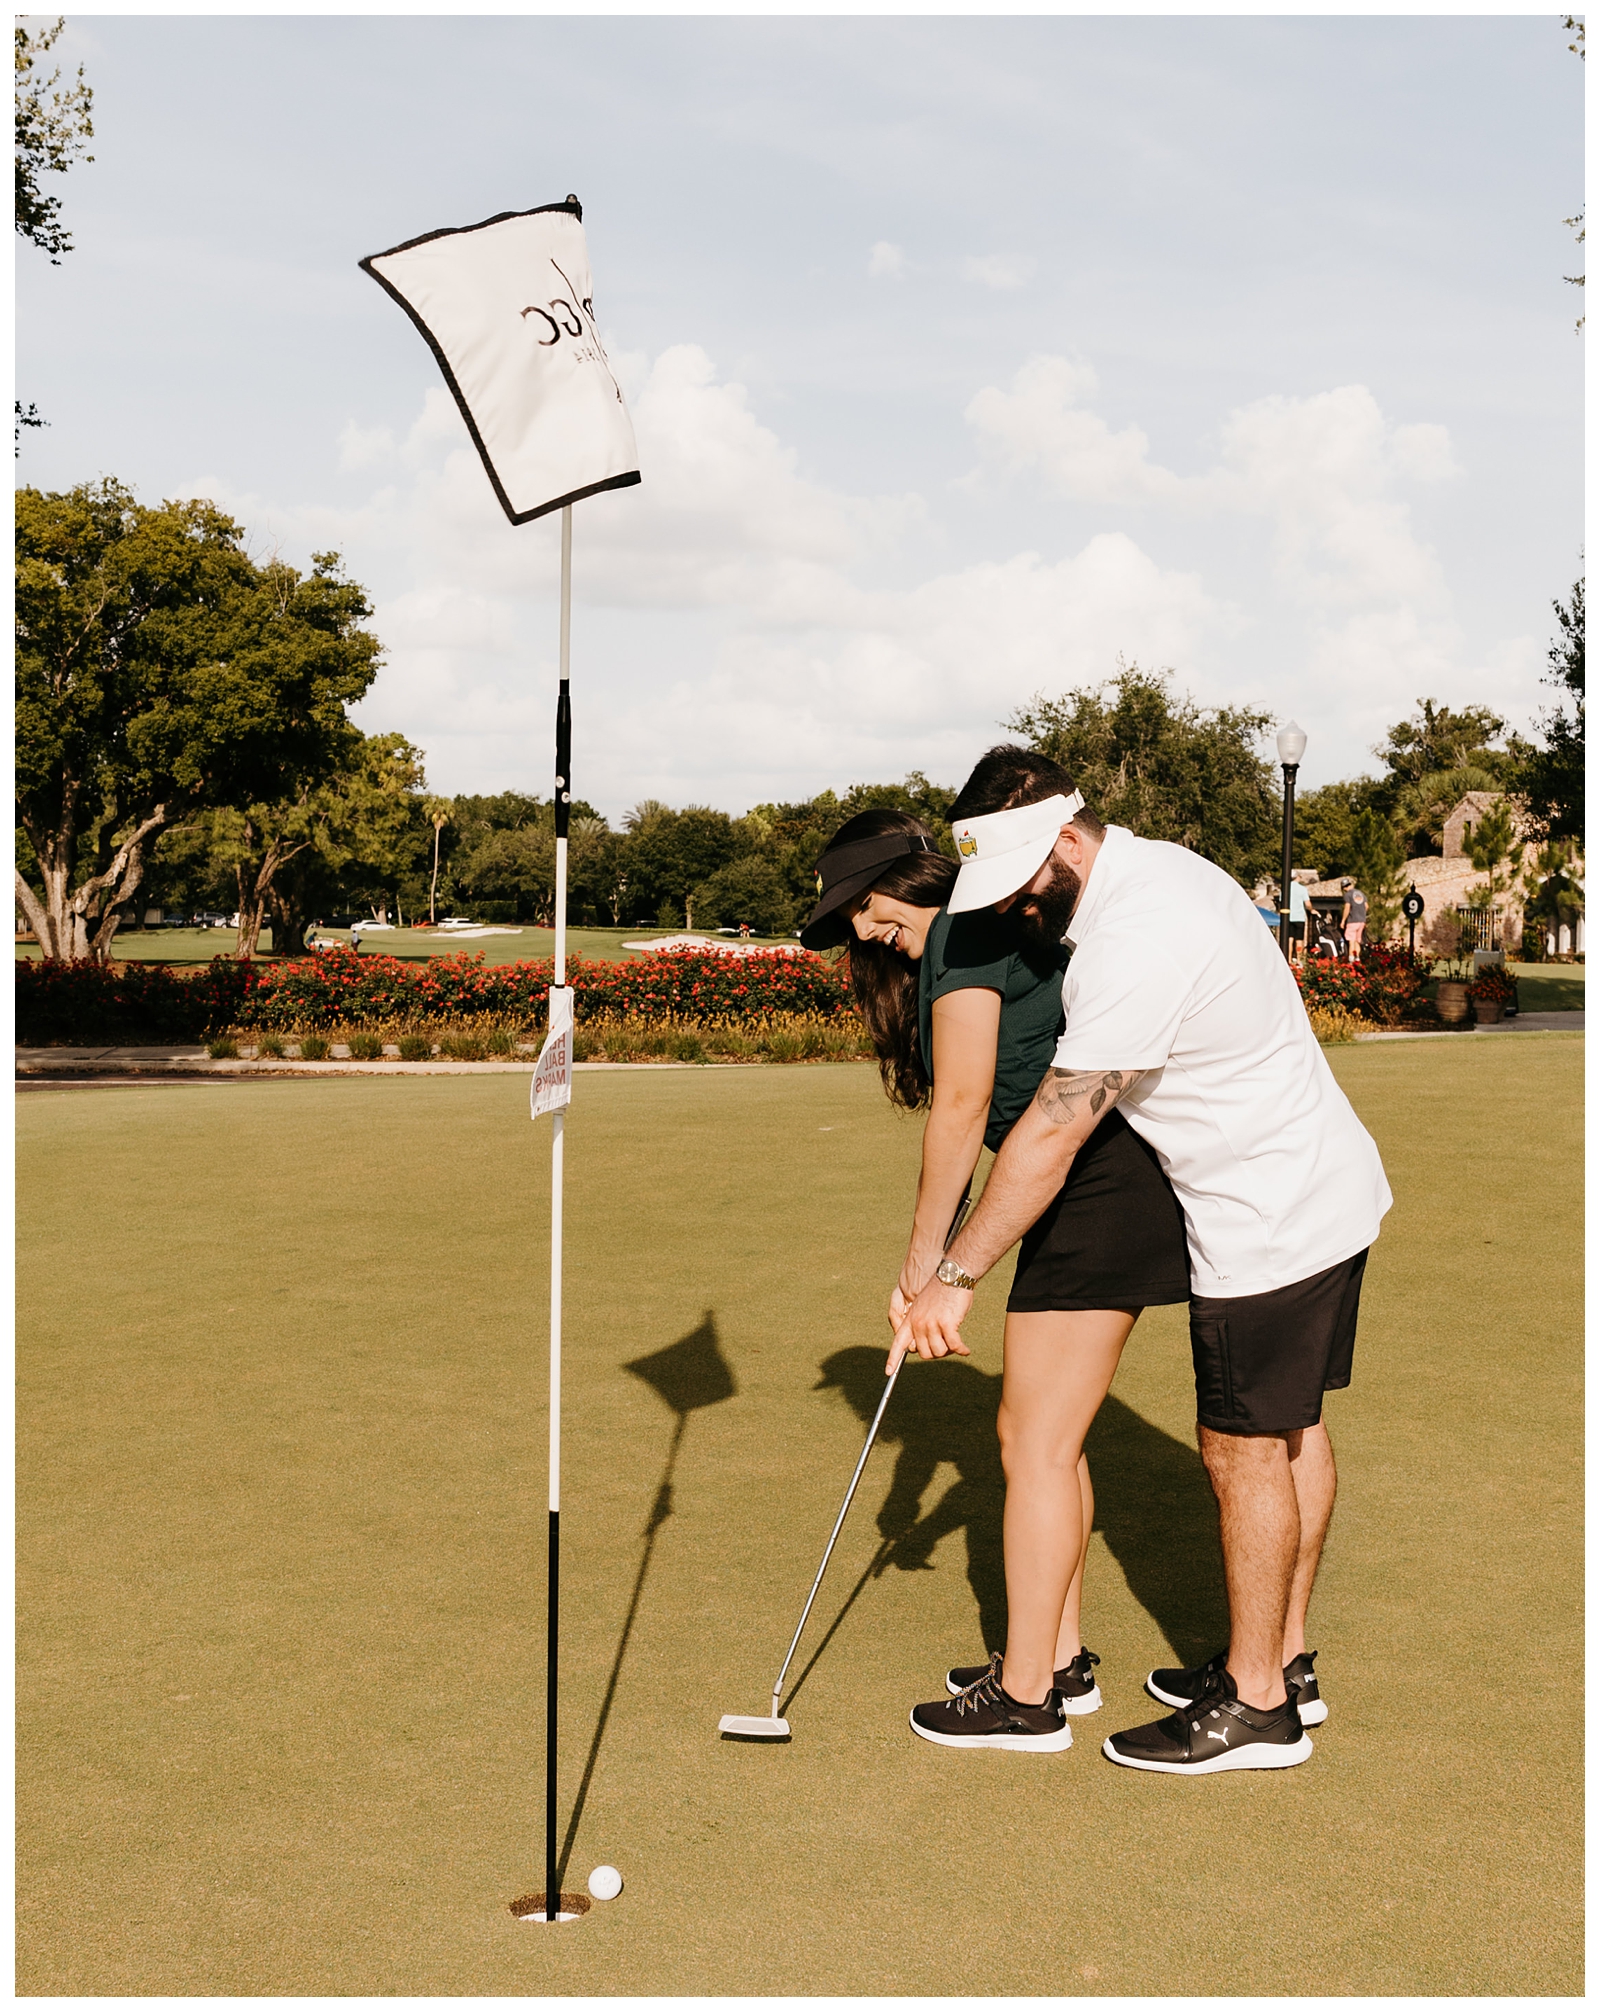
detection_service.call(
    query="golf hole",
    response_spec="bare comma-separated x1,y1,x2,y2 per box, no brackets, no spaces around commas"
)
509,1892,592,1924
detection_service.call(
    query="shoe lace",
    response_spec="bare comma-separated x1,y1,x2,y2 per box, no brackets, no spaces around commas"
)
954,1652,1006,1718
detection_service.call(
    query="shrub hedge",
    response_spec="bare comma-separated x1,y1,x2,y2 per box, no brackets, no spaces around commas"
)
16,944,854,1044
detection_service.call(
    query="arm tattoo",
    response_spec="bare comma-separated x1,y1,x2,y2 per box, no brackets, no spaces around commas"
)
1034,1066,1144,1126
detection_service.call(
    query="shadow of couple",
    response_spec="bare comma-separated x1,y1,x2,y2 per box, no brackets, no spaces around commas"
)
555,1314,1226,1879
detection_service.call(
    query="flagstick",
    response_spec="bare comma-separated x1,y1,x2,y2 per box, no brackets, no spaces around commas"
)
546,503,573,1920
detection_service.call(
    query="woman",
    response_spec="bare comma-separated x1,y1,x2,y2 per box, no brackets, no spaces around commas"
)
801,808,1190,1749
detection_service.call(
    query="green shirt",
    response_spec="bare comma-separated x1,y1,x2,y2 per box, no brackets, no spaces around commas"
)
916,907,1069,1152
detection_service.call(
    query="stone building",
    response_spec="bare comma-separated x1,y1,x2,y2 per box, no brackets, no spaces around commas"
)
1306,791,1582,955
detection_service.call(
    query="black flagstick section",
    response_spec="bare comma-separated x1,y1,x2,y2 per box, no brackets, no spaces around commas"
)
546,1506,560,1916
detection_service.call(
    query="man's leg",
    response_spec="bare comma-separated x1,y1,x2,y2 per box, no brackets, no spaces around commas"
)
1198,1427,1297,1709
996,1309,1135,1704
1283,1422,1336,1661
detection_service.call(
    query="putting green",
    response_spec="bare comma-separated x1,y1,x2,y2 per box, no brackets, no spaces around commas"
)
16,1038,1582,1993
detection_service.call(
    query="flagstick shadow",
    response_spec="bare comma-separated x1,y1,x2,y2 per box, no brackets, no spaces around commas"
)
556,1410,684,1887
556,1313,736,1886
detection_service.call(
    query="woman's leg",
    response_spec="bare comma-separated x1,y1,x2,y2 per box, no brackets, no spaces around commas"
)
997,1308,1138,1704
1052,1454,1094,1668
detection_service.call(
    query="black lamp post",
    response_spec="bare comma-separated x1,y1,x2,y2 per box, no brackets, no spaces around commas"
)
1276,720,1307,960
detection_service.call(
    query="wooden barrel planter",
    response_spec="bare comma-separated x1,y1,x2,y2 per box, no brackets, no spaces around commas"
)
1472,997,1504,1024
1436,980,1471,1025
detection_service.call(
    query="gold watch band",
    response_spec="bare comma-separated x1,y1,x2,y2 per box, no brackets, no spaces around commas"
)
936,1257,978,1292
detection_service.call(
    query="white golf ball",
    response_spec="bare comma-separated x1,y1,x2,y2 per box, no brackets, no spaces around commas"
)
588,1865,623,1902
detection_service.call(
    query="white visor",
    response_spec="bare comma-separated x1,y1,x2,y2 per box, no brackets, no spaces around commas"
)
948,792,1084,913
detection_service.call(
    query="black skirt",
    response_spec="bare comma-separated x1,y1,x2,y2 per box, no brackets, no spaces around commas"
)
1006,1109,1190,1313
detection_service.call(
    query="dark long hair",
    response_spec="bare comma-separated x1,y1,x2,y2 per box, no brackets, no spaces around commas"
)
824,809,957,1110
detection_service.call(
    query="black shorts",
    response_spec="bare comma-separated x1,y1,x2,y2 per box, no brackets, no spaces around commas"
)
1189,1249,1368,1437
1007,1111,1191,1314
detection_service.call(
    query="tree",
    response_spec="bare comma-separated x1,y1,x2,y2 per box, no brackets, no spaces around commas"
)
1521,837,1584,955
1372,697,1531,855
1290,776,1387,881
1461,797,1518,950
623,804,751,927
1519,574,1584,843
15,17,94,445
1345,807,1407,944
1008,662,1278,887
15,481,381,959
691,856,801,936
422,795,451,922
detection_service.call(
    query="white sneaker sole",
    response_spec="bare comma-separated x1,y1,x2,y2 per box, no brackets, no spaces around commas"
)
1102,1732,1314,1773
945,1675,1102,1714
1145,1672,1329,1727
911,1711,1074,1752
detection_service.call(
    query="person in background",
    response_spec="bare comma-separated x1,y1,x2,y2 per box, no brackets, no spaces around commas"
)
1288,877,1308,965
1340,879,1367,962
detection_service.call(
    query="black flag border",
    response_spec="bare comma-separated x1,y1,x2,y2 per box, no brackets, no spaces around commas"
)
359,196,643,527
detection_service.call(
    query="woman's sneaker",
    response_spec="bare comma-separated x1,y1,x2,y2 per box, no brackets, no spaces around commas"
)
1104,1666,1313,1774
1146,1647,1327,1725
911,1653,1075,1752
946,1647,1102,1714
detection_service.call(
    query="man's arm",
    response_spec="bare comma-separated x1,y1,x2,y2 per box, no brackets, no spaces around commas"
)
885,1063,1146,1371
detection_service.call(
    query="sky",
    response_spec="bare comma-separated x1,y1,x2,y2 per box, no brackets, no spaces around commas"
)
14,13,1586,823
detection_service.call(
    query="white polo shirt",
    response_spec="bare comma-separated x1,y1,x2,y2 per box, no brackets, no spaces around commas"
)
1053,825,1391,1298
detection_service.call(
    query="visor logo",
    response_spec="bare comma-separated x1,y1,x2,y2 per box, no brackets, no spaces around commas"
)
957,833,977,858
815,871,824,894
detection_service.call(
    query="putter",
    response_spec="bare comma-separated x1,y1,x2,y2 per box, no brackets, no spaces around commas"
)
719,1192,971,1740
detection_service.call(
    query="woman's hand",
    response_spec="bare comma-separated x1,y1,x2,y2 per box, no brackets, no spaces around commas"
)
890,1246,943,1329
888,1277,974,1373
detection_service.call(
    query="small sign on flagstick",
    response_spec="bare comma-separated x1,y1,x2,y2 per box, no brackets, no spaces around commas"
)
362,195,638,1928
531,986,575,1119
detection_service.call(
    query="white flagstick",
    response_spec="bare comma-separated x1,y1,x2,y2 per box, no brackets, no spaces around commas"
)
545,503,573,1920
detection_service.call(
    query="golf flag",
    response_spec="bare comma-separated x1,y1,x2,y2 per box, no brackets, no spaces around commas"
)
531,986,575,1120
361,197,640,525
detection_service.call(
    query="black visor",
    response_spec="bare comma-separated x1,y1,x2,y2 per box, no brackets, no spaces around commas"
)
799,831,935,950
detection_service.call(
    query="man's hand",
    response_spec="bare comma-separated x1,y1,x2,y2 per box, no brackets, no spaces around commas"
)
889,1246,943,1331
887,1276,974,1373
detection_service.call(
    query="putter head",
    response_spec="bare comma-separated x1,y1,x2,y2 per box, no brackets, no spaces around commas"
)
718,1712,791,1740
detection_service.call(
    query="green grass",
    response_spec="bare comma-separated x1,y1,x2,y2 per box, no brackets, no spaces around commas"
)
1508,960,1585,1013
16,1037,1582,1994
16,925,800,968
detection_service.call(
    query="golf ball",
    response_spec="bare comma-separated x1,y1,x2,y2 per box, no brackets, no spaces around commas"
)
588,1865,623,1902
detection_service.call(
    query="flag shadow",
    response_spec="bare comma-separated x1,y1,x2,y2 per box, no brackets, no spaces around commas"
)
783,1351,1228,1705
556,1312,735,1885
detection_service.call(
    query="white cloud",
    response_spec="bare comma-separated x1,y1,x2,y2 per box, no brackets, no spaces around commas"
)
186,342,1525,814
962,252,1036,290
965,354,1181,505
868,240,908,279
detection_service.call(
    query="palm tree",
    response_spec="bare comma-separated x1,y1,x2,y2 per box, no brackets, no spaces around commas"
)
423,797,451,923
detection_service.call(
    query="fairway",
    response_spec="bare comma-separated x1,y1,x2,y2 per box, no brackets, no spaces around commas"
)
16,1038,1582,1994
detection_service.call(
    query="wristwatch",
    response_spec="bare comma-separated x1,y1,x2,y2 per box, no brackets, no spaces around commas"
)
935,1257,978,1291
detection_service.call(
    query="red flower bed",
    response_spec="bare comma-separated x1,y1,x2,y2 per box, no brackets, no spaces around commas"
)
1294,944,1430,1027
16,944,855,1043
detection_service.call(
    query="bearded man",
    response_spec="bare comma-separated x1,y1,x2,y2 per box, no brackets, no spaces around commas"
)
893,745,1390,1773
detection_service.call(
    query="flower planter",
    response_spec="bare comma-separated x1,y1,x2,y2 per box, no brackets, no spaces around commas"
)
1435,980,1471,1026
1471,999,1504,1024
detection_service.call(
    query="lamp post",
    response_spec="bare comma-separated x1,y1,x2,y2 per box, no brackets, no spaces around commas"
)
1276,720,1307,961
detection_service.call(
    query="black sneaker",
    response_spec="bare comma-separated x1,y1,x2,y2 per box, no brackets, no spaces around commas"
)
911,1652,1074,1752
946,1647,1102,1715
1103,1666,1313,1774
1146,1647,1328,1726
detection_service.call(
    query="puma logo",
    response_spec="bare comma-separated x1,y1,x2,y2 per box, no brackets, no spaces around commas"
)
1206,1723,1230,1743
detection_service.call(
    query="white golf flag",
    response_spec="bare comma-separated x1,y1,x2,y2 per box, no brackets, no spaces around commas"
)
531,986,575,1120
361,198,640,525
